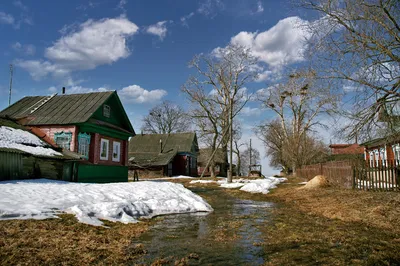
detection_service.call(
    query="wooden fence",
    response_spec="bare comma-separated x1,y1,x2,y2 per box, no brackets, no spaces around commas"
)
354,160,399,191
297,160,400,191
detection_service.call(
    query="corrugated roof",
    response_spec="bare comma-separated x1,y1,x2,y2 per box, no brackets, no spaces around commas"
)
0,91,114,125
129,132,198,154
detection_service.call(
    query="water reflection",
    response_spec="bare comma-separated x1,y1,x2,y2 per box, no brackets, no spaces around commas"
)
130,187,274,265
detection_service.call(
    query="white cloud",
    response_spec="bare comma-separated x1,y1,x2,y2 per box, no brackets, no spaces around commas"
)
145,21,168,40
229,16,311,67
0,12,15,25
48,85,109,94
12,42,36,55
45,17,138,70
13,0,28,11
197,0,224,18
256,1,264,13
117,0,127,12
16,17,139,80
118,85,167,103
180,12,195,27
241,106,262,116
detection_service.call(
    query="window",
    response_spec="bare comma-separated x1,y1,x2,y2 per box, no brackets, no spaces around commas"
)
369,151,374,166
54,131,72,150
100,139,109,160
78,133,91,159
380,147,386,166
393,144,400,166
103,105,111,118
112,141,121,162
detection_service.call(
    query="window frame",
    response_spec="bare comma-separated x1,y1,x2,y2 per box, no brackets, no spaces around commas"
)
100,139,109,160
112,141,121,162
103,104,111,118
78,132,91,159
54,131,72,150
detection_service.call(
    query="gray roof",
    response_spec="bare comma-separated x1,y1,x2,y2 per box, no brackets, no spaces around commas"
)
197,148,226,166
0,91,114,125
129,133,198,154
129,150,177,167
128,132,198,167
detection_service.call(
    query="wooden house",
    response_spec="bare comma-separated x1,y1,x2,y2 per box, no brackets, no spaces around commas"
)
128,133,199,178
362,133,400,167
0,90,135,183
197,148,227,177
0,118,82,181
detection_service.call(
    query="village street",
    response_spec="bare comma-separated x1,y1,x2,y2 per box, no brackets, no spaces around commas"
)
1,177,400,265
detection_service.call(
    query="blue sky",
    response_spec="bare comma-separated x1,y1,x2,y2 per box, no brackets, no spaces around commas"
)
0,0,322,175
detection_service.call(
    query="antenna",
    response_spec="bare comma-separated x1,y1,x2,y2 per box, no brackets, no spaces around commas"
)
9,64,13,106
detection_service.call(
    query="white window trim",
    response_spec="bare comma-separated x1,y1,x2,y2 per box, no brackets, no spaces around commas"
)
112,141,121,162
100,139,109,160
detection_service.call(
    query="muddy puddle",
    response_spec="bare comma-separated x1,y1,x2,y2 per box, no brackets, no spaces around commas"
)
131,186,275,265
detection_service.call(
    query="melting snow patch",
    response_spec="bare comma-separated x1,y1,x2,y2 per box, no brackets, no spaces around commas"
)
0,179,213,226
189,180,217,184
219,176,287,194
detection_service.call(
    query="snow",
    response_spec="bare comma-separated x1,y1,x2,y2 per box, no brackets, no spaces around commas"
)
190,176,287,194
0,179,213,226
190,180,217,184
0,126,62,157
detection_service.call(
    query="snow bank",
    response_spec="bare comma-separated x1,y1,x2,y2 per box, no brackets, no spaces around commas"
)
0,126,62,157
239,177,286,194
190,180,217,184
190,176,287,194
0,179,213,226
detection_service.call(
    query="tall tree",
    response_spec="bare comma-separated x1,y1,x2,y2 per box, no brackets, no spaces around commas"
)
141,101,191,134
182,44,258,180
301,0,400,140
256,119,329,174
257,69,337,175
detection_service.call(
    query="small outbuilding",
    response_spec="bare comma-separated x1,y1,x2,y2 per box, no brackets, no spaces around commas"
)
197,148,227,177
128,132,199,178
0,118,81,181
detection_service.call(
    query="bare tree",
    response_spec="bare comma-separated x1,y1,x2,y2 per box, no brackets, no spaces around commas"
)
182,44,258,180
232,121,245,176
240,144,261,176
256,119,329,174
257,69,337,175
141,101,191,134
301,0,400,140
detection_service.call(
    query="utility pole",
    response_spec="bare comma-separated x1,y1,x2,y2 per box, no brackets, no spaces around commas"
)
9,64,13,106
249,138,252,174
228,96,233,183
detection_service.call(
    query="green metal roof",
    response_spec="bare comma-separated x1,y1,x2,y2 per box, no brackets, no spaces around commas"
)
0,91,114,125
129,132,198,154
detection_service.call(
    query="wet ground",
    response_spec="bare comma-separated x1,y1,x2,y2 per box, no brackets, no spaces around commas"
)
131,186,275,265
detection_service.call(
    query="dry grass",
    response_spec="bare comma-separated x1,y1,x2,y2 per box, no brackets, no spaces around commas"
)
267,176,400,232
0,215,151,265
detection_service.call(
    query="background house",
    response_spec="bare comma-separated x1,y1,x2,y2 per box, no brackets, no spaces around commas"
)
328,143,364,161
197,148,227,177
128,132,198,178
362,134,400,166
0,118,81,181
0,90,135,183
